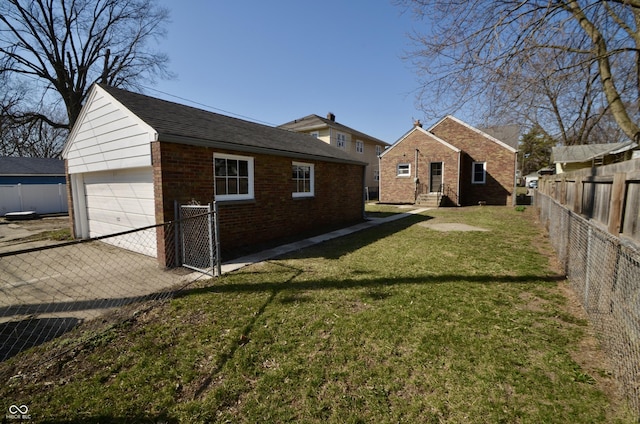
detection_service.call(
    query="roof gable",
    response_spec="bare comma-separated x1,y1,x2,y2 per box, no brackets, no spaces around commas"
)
381,126,461,157
279,114,389,146
92,85,364,165
430,115,518,153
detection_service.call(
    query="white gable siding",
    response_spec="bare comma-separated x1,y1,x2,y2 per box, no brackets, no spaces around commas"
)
65,86,157,174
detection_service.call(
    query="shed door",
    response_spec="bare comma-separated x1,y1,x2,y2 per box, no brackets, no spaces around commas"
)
82,167,156,256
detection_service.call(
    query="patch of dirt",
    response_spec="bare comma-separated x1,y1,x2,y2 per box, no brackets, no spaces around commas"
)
0,216,70,232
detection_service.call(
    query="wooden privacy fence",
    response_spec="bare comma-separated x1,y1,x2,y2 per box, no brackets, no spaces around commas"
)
538,158,640,244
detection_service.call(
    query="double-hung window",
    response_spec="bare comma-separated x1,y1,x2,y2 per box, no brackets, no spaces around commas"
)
356,140,364,153
292,161,314,198
376,145,382,156
214,154,254,200
397,163,411,177
336,132,346,149
472,161,486,184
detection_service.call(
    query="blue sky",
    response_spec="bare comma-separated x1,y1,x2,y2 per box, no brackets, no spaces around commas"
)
149,0,429,144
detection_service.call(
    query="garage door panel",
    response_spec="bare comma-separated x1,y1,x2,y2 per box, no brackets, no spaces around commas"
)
84,182,153,198
81,167,156,257
85,197,154,217
86,209,155,229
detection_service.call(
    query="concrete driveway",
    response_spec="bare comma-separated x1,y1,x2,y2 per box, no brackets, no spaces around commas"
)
0,219,202,360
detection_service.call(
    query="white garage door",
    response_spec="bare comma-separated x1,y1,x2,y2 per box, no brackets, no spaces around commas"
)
83,167,157,257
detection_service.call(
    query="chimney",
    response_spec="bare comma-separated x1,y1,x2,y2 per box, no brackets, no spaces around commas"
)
327,112,336,122
413,119,422,128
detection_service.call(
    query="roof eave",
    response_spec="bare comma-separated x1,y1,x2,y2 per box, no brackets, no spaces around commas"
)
159,134,367,166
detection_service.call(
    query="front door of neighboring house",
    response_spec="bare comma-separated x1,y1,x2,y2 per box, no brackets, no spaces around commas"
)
429,162,443,192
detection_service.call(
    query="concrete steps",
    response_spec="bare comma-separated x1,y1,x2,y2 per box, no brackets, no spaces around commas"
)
416,193,442,208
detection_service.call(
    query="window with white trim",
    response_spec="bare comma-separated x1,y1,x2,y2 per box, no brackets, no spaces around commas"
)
356,140,364,153
374,170,380,181
376,145,382,156
472,161,486,184
310,131,319,138
336,132,346,148
214,154,254,200
292,161,314,198
397,163,411,177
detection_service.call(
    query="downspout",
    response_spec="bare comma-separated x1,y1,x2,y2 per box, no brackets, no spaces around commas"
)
456,150,461,206
362,164,367,219
414,148,419,203
513,151,518,206
378,153,383,203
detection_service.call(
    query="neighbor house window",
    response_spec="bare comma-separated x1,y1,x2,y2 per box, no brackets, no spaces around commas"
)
310,131,319,138
292,161,314,198
472,161,486,184
376,145,382,156
336,132,346,148
397,163,411,177
214,154,254,200
356,140,364,153
374,169,380,181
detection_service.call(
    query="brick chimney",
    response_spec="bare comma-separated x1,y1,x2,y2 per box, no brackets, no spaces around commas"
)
327,112,336,122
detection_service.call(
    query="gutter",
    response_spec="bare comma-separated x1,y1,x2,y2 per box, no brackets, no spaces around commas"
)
160,133,367,167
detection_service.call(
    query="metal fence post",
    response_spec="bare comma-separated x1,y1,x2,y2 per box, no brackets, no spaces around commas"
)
213,201,222,277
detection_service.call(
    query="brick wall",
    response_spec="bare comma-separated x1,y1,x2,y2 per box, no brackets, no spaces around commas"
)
64,160,76,238
380,129,460,204
153,141,364,261
431,117,516,206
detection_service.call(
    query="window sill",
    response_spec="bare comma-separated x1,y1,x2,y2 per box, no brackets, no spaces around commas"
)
215,198,256,206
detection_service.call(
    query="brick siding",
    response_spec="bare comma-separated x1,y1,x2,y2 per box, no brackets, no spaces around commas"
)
431,118,516,206
380,129,460,204
153,141,364,263
381,119,516,206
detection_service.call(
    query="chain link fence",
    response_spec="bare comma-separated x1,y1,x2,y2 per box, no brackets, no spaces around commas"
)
0,208,219,363
537,192,640,416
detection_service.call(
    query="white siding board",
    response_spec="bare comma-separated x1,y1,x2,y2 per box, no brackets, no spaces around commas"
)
65,85,156,174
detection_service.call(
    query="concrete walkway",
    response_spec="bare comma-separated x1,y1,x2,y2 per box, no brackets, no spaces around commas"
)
220,207,430,274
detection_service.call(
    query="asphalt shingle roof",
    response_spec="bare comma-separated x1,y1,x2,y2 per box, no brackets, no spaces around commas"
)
0,156,65,175
99,84,365,165
552,142,637,163
278,114,390,146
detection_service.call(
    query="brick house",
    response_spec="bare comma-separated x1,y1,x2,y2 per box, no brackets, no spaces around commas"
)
62,84,366,265
379,116,517,206
279,113,390,199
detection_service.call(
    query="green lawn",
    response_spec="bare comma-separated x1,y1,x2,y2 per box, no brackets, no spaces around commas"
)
1,206,635,423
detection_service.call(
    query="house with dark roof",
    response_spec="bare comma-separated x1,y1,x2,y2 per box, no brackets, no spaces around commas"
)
379,116,518,206
62,84,366,265
552,142,638,174
279,113,390,199
0,156,68,215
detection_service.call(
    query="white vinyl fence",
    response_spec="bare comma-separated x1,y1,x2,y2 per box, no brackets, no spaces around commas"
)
0,183,68,215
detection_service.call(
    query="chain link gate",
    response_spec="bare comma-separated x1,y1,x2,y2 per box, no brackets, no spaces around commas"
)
178,202,221,276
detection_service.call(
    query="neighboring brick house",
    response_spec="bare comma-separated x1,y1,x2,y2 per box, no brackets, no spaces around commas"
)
279,113,390,199
379,116,517,206
62,84,366,266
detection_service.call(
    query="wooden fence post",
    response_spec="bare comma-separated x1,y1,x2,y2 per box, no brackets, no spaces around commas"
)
574,177,583,214
608,172,626,235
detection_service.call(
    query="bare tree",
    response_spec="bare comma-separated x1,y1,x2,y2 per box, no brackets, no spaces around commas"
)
0,0,172,155
398,0,640,143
